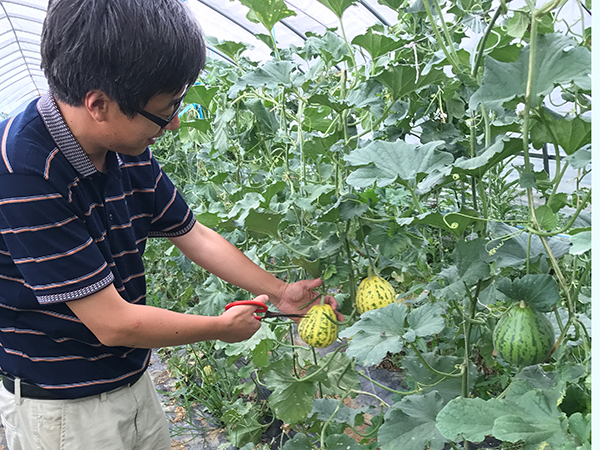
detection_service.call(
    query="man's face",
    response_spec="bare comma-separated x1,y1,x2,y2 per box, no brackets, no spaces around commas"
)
106,87,186,156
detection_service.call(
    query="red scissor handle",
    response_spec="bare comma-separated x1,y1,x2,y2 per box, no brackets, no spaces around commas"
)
225,300,268,320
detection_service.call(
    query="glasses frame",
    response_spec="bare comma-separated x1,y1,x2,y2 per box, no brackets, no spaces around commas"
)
136,86,190,128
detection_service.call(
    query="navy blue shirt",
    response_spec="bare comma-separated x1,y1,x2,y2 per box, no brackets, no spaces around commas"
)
0,94,195,398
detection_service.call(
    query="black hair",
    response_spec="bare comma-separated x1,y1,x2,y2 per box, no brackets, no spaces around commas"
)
41,0,206,116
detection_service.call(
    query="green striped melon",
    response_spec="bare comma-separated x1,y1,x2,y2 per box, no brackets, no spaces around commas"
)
493,301,555,367
298,304,338,348
355,275,396,314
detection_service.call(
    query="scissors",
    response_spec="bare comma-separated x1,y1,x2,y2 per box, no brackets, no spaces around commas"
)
224,300,306,321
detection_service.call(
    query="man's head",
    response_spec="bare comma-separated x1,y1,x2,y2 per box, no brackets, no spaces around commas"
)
41,0,206,118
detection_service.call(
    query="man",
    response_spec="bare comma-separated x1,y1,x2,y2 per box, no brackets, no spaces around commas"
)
0,1,341,449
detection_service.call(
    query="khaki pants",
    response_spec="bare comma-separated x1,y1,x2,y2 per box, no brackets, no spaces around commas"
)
0,372,171,450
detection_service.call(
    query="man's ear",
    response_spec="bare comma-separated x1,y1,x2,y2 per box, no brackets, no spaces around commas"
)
84,90,114,123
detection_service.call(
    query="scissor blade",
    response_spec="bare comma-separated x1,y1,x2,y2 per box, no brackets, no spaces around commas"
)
263,311,305,319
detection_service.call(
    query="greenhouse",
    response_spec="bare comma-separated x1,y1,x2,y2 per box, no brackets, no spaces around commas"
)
0,0,592,449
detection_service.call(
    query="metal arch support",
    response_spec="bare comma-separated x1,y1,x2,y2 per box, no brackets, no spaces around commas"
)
0,2,44,102
358,0,392,27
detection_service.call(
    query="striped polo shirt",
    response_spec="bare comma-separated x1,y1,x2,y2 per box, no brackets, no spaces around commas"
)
0,93,195,398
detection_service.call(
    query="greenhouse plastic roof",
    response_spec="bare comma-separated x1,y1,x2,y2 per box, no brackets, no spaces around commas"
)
0,0,398,116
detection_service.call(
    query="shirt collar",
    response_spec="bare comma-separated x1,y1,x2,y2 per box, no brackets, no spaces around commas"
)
37,93,98,177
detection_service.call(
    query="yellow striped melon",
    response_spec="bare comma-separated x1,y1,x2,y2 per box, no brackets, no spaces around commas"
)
298,304,338,348
355,275,395,314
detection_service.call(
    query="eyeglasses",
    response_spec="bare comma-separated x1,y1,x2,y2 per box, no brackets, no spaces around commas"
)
136,87,189,128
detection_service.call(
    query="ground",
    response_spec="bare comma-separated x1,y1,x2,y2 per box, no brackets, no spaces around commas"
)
0,350,230,450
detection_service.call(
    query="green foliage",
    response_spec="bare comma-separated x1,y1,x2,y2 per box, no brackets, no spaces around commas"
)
145,0,591,447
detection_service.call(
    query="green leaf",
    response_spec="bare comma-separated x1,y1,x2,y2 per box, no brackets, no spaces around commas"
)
311,398,366,425
433,239,490,300
453,136,522,178
264,358,325,424
487,222,570,269
534,205,557,231
223,398,265,447
180,119,211,133
320,351,360,396
220,324,278,367
205,36,249,60
263,181,287,206
324,434,363,450
375,65,446,100
519,171,537,188
570,231,591,255
530,109,591,155
345,140,453,190
185,85,220,106
378,392,446,450
346,80,385,118
416,209,481,238
470,33,591,112
565,146,591,169
407,302,446,339
243,209,284,238
345,166,396,188
377,0,404,9
568,413,591,444
493,408,558,444
338,193,368,220
237,0,296,32
292,257,321,279
307,93,347,113
462,12,487,34
303,134,341,159
304,31,351,65
507,10,530,39
438,389,567,446
403,353,476,403
436,397,515,442
245,98,279,135
316,0,359,18
281,433,313,450
195,212,224,228
228,192,263,221
547,192,570,213
496,274,560,312
339,303,408,366
213,107,235,152
351,28,403,59
302,106,335,132
229,60,298,97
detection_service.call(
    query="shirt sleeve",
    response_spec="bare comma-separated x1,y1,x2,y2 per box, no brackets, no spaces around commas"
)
147,154,195,238
0,173,114,305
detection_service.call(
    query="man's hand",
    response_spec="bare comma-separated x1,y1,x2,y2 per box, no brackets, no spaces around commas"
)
217,295,266,343
273,278,344,323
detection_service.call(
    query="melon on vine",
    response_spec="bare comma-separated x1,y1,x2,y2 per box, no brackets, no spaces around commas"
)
355,273,396,314
493,300,555,367
298,304,338,348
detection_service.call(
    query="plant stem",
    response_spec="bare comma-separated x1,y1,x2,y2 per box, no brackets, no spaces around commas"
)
351,389,390,408
320,393,350,448
296,345,347,383
462,281,482,400
431,0,461,67
311,346,324,399
408,343,463,378
338,18,357,84
344,221,358,306
472,5,505,78
524,189,591,236
356,370,422,396
422,0,461,72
